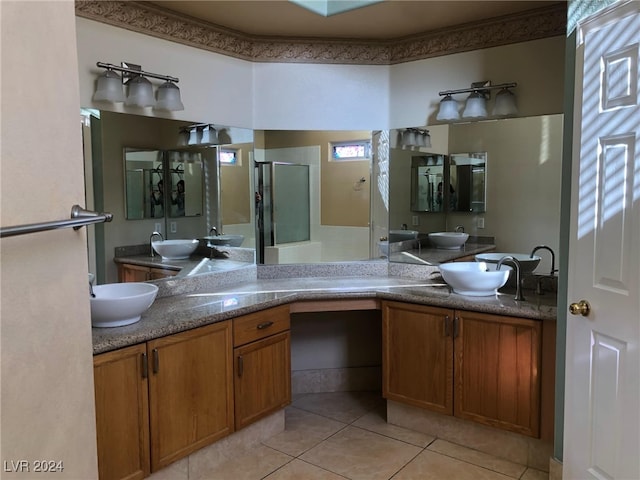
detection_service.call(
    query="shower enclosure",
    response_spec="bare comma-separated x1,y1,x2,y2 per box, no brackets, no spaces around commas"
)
255,161,310,263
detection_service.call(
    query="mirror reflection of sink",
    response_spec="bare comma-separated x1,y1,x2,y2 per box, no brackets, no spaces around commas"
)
203,234,244,247
439,261,511,296
475,253,541,274
91,282,159,327
151,239,199,260
389,230,419,242
428,232,469,249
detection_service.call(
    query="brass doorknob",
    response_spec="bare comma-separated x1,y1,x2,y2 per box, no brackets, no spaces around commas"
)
569,300,591,316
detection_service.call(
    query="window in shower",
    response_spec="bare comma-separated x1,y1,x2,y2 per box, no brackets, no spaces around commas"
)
330,140,371,161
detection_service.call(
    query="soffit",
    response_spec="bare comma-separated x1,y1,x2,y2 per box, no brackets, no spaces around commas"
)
75,1,567,64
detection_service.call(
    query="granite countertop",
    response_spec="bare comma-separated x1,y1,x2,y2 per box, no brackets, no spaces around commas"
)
114,246,256,278
387,242,496,265
92,262,557,355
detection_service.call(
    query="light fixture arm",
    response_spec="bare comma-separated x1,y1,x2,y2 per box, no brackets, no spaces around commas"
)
96,62,179,83
438,82,516,97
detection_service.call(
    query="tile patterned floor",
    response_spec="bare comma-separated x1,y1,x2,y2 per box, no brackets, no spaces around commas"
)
195,391,549,480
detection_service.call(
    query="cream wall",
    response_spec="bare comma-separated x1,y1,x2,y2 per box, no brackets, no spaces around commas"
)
389,36,566,127
0,2,98,478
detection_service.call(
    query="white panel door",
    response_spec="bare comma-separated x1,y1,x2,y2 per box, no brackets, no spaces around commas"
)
564,2,640,479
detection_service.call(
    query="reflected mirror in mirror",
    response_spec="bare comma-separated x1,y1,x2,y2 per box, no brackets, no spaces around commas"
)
411,154,445,212
124,149,163,219
449,152,487,213
168,150,203,217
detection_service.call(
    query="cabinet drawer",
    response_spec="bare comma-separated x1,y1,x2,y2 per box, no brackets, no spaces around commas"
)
233,305,290,347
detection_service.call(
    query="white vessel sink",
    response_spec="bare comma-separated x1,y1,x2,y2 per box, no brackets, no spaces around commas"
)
389,230,419,242
428,232,469,249
152,239,199,260
203,234,244,247
439,261,511,296
475,253,541,274
91,282,159,327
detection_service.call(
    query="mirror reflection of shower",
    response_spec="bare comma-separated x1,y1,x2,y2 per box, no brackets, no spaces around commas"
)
411,154,445,212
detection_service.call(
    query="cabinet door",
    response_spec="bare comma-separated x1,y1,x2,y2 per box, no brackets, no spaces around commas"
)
148,321,234,471
94,344,150,480
234,331,291,430
149,267,178,280
382,301,454,415
118,264,150,283
454,311,541,437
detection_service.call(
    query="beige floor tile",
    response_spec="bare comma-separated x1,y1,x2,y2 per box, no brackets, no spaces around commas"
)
147,457,188,480
265,459,347,479
263,406,347,456
300,425,421,480
428,439,527,478
353,412,435,448
191,444,292,480
292,391,384,424
393,450,514,480
521,467,549,480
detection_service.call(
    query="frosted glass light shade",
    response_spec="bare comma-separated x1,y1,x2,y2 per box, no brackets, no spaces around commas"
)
93,70,125,103
493,88,518,116
462,92,487,119
422,132,432,148
125,76,155,107
436,95,460,121
177,128,189,147
155,81,184,111
200,125,218,144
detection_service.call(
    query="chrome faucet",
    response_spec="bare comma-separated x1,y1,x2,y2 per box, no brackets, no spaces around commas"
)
530,245,556,276
496,255,525,301
209,226,218,236
455,225,465,233
149,231,164,257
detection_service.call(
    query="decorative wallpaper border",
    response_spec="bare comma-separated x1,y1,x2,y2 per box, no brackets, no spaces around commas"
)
75,1,566,65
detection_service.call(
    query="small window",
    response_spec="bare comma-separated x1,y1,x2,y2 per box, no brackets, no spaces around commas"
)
330,140,371,161
220,149,238,165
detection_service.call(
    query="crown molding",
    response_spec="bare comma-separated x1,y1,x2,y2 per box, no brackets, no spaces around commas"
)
75,1,566,65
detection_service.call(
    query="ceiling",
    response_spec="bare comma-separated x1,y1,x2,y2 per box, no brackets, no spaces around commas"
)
148,0,564,40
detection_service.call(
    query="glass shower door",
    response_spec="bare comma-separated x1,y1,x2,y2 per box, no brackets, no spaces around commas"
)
255,161,310,263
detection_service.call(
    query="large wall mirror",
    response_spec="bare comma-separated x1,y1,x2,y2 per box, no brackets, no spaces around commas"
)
82,110,254,283
389,114,564,273
81,112,382,283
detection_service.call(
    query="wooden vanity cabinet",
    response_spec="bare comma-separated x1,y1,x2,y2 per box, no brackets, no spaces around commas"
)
94,344,150,480
382,301,542,438
382,301,453,414
233,305,291,430
117,263,178,282
93,321,234,479
147,321,234,471
454,310,541,437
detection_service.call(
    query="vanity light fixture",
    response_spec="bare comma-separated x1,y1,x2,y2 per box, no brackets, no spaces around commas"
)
180,123,221,146
400,128,431,149
94,62,183,111
437,81,518,122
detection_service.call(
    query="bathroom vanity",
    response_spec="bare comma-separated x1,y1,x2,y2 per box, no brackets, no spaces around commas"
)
92,263,556,480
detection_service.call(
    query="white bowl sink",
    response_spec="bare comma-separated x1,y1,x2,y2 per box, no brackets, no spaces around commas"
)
152,239,199,260
389,230,419,242
428,232,469,249
203,234,244,247
91,282,159,328
475,253,541,274
439,261,512,296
